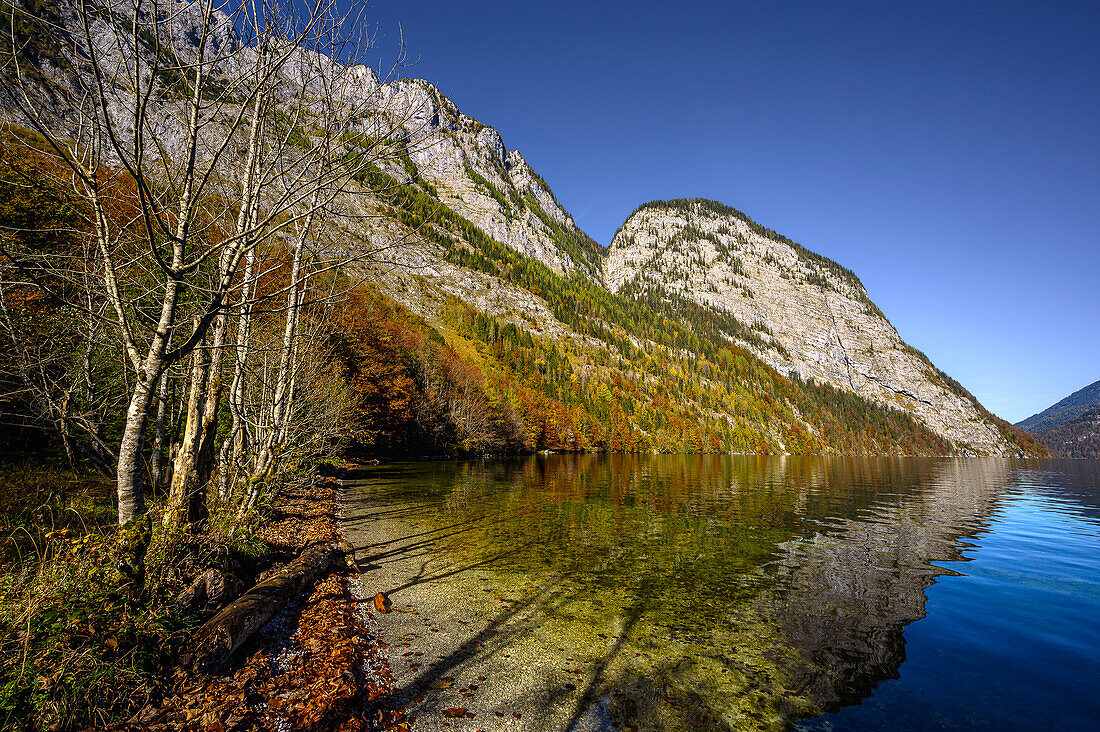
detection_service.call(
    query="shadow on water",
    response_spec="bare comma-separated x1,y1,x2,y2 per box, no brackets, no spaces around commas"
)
353,516,490,551
338,454,1081,730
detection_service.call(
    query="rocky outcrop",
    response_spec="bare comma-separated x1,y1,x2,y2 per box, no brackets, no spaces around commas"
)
375,78,601,279
606,199,1018,455
271,76,1029,454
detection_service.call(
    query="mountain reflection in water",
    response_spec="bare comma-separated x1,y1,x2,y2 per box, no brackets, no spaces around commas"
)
340,456,1099,731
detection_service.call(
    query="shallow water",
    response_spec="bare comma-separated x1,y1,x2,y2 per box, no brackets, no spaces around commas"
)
341,455,1100,730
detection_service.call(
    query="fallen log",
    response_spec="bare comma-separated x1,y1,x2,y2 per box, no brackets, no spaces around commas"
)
190,539,354,672
176,567,246,618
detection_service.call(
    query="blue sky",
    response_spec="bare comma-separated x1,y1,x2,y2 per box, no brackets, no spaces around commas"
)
364,0,1099,423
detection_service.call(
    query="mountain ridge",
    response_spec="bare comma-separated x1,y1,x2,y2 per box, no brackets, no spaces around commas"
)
1017,379,1100,458
1017,379,1100,433
603,196,1029,453
1025,407,1100,459
353,97,1039,454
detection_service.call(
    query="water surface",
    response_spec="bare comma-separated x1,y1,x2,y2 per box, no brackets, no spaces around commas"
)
341,455,1100,730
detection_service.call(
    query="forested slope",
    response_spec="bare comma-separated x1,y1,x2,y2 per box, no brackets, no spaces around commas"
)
0,0,1045,472
1027,408,1100,459
325,83,1041,457
1018,378,1100,433
0,2,1047,728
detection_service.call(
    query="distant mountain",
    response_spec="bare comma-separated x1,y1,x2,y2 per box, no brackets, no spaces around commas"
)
1026,408,1100,459
1017,379,1100,433
1018,380,1100,458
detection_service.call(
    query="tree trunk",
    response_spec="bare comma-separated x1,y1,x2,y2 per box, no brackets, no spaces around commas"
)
117,376,156,526
59,392,75,470
175,567,245,618
194,311,228,488
190,540,353,672
225,247,256,493
164,333,208,529
150,371,170,492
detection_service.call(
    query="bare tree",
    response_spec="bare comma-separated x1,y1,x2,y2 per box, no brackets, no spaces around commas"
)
0,221,119,473
1,0,414,527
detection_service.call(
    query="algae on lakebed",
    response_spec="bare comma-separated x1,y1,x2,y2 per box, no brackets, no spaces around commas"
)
341,455,1002,730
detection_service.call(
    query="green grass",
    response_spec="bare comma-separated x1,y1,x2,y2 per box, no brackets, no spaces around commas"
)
0,466,270,730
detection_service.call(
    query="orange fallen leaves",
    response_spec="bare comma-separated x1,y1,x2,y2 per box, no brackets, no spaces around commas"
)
137,476,409,732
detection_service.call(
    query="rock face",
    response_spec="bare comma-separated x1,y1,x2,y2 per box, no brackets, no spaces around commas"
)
605,199,1017,454
377,78,602,280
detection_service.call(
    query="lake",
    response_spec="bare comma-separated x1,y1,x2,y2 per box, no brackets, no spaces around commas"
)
340,455,1100,730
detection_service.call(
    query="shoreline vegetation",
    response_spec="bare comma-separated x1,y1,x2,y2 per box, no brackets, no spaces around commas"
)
0,462,414,731
0,452,1075,730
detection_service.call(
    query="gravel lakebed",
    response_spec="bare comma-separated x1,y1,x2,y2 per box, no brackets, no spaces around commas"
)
340,482,623,732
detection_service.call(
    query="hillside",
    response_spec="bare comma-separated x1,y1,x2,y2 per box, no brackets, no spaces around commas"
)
1018,379,1100,458
0,0,1043,458
1017,379,1100,433
0,3,1058,728
600,199,1036,454
327,83,1040,456
1026,408,1100,459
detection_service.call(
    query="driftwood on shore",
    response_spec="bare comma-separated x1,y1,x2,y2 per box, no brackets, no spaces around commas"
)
190,540,354,672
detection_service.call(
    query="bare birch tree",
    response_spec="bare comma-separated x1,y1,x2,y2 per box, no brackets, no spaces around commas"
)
1,0,413,527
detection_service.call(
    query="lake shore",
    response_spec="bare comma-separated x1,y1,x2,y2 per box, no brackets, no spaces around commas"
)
337,460,794,732
341,483,619,732
132,473,411,732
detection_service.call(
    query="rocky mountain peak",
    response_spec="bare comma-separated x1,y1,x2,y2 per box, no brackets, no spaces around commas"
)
376,78,603,278
606,198,1023,455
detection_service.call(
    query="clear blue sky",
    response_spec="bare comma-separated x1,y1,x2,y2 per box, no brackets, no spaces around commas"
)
363,0,1099,424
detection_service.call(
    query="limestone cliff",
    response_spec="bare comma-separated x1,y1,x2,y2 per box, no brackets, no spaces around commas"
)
605,199,1023,454
271,77,1037,455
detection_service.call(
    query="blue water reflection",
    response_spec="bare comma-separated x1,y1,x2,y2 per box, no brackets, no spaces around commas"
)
799,460,1100,730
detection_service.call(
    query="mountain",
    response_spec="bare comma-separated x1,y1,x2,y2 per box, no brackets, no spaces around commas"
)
0,0,1044,458
1026,408,1100,459
606,199,1027,454
1018,380,1100,458
1017,379,1100,433
339,82,1039,456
